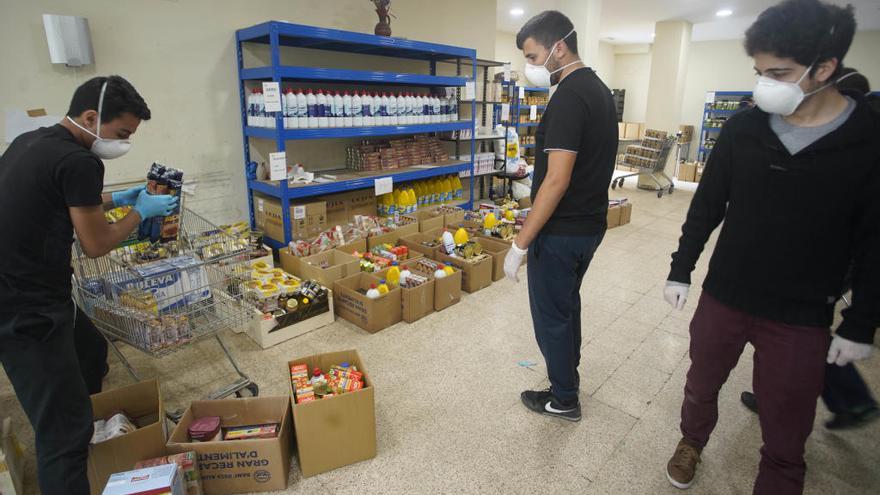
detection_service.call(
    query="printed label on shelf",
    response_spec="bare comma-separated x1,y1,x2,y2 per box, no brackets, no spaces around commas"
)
464,81,476,100
501,103,510,122
257,198,264,212
705,91,716,104
503,63,511,82
519,87,525,100
529,105,537,121
293,205,306,220
374,176,393,196
269,151,286,181
262,82,282,112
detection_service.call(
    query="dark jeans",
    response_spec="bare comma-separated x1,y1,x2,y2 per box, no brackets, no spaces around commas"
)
0,302,108,495
527,232,603,404
681,292,829,495
822,362,877,414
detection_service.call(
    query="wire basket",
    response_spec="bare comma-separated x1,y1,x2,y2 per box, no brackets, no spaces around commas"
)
72,208,257,357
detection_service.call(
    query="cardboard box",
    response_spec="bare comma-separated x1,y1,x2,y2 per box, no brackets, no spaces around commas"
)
166,397,293,495
134,451,203,495
424,264,461,310
252,193,326,242
318,190,377,226
372,267,434,323
442,207,466,226
247,290,335,348
414,208,445,233
102,464,184,495
638,123,647,139
606,205,622,229
477,236,514,282
695,168,703,183
624,122,641,140
335,237,368,255
618,122,625,140
297,250,360,287
619,203,633,226
333,273,402,333
88,380,168,495
366,221,419,250
678,162,697,182
287,350,376,477
279,237,367,277
432,252,492,293
1,418,23,495
398,233,443,259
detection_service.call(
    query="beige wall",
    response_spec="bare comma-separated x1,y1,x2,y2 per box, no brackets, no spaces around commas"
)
611,50,652,123
0,0,496,222
594,41,615,86
495,30,523,74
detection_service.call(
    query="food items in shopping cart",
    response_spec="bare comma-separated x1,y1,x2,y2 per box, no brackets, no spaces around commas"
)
107,255,212,313
223,423,279,441
140,163,185,244
93,303,192,352
290,362,366,404
188,416,221,442
91,412,138,444
135,451,203,495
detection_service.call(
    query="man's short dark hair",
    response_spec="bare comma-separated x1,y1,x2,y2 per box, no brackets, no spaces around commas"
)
745,0,856,78
836,67,870,94
516,10,578,56
66,75,151,122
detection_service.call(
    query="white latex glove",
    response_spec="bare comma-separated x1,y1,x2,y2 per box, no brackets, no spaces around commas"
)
826,335,874,366
504,241,528,282
663,281,689,310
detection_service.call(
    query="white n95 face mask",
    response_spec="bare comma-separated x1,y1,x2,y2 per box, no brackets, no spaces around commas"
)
753,64,831,116
66,81,132,159
524,29,580,88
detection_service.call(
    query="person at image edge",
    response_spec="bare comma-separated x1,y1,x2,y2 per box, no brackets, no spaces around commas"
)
0,76,177,495
662,1,880,493
504,10,618,422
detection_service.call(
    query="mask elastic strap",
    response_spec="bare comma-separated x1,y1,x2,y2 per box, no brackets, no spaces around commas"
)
550,60,582,76
65,115,99,139
543,29,577,68
95,81,107,140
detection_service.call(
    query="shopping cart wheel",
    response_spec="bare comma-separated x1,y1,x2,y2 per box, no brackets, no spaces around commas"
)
669,185,675,194
657,190,664,198
235,383,260,398
619,178,625,187
611,181,617,190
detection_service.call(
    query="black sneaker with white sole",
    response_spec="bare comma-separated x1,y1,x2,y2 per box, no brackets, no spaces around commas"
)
521,389,581,422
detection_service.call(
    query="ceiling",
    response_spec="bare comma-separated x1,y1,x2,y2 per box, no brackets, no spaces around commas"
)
497,0,880,45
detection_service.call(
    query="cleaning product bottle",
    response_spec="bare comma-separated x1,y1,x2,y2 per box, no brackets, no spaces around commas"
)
296,89,308,128
408,187,418,213
333,91,344,127
452,175,464,200
387,263,401,287
388,92,398,126
325,90,336,127
305,89,318,129
385,192,396,219
505,209,516,222
352,91,363,127
441,176,453,203
432,95,441,123
434,265,447,278
443,264,455,276
366,283,381,299
432,178,442,204
449,95,458,122
397,92,407,125
254,88,267,127
454,226,469,246
483,212,498,235
246,89,255,127
282,87,292,129
316,89,329,128
377,93,388,126
441,229,455,255
377,280,390,295
399,264,411,287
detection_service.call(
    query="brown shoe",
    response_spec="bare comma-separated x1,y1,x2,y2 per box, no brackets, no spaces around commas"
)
666,438,702,489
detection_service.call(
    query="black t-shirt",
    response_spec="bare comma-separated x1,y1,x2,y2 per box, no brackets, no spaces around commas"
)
531,67,618,235
0,124,104,311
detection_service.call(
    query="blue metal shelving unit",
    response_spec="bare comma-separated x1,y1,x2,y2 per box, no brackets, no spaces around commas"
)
236,21,477,248
514,86,548,158
698,90,751,162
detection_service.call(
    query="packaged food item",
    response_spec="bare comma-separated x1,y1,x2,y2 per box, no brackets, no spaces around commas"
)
102,463,185,495
91,412,138,444
222,423,279,441
135,451,203,495
290,361,366,403
188,416,221,443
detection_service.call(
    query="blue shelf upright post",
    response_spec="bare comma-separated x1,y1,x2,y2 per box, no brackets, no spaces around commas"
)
268,25,293,245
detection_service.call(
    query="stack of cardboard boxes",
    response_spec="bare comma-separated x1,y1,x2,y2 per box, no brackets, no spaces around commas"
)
606,200,633,230
677,161,705,183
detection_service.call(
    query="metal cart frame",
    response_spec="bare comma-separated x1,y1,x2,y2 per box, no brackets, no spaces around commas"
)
611,135,678,198
72,207,259,421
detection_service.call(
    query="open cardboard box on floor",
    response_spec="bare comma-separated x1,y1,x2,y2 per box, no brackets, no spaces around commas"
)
398,232,444,259
619,203,633,225
166,396,292,495
477,236,518,282
441,207,466,226
247,289,336,349
366,220,419,250
294,249,360,288
413,208,445,233
287,350,376,478
607,204,622,229
333,272,402,333
88,379,167,495
279,238,366,277
412,259,462,310
372,266,434,323
432,251,492,293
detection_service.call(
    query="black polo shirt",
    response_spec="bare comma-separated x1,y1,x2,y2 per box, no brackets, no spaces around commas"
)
531,67,618,235
0,124,104,311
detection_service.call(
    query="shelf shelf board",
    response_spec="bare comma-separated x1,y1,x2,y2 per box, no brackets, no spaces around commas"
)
241,66,468,87
517,122,540,127
439,135,505,142
518,105,547,111
461,100,508,105
245,120,472,140
520,86,550,92
521,143,535,149
248,160,471,199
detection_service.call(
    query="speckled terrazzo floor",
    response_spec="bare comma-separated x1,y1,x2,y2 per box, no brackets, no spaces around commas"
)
2,176,878,494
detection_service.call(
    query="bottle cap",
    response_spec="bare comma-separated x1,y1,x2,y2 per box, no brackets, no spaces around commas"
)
341,362,350,368
370,283,377,289
312,368,322,377
380,279,387,284
392,261,398,266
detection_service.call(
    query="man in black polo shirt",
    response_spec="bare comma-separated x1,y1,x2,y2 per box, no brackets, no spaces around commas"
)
0,76,177,494
505,10,618,422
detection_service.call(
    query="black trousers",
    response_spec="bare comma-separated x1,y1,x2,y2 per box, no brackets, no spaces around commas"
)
822,362,877,414
0,302,108,495
527,232,603,403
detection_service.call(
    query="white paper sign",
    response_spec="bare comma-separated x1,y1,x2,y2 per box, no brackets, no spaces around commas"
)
374,176,393,196
519,87,525,100
529,105,538,121
257,198,265,213
501,103,510,123
705,91,716,104
464,81,476,100
269,151,286,181
262,82,282,112
503,63,511,82
293,205,306,220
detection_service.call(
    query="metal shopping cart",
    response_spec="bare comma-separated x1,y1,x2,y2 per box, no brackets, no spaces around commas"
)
611,135,678,198
72,207,259,420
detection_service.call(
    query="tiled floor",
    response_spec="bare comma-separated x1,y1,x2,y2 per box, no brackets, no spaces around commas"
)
2,178,879,494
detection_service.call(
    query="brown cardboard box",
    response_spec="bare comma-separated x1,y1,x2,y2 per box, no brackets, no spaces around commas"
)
408,260,462,310
624,122,641,140
433,252,492,293
442,207,466,226
247,290,335,349
517,197,532,208
618,122,625,140
398,233,443,259
619,203,633,226
366,221,419,250
414,208,445,233
318,190,377,226
297,250,360,287
333,273,402,333
638,123,647,139
252,193,326,242
279,238,367,277
87,380,167,495
695,167,703,183
477,236,513,282
678,162,697,182
372,266,435,323
606,205,622,229
334,237,368,255
166,397,292,494
287,350,376,477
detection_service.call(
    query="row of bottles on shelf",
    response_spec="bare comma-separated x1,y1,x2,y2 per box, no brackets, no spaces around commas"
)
377,175,464,218
246,88,459,129
706,100,744,111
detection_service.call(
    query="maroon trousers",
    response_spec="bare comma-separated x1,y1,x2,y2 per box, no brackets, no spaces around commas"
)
680,293,830,495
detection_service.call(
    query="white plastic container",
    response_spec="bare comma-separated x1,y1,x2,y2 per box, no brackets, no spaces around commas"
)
246,89,255,127
333,91,344,127
396,93,406,126
379,93,390,126
316,90,329,128
352,91,363,127
296,90,308,128
305,89,318,128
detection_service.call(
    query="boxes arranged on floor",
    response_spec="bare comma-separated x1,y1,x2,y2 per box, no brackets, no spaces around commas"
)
102,463,184,495
607,199,632,230
352,242,422,274
678,161,698,182
288,350,376,477
252,193,327,243
619,202,633,225
295,249,360,287
477,236,515,282
166,397,292,495
398,232,445,259
413,208,445,233
606,204,622,229
365,216,419,250
0,418,23,495
135,452,203,495
372,262,435,323
333,272,402,332
88,380,167,495
410,258,462,310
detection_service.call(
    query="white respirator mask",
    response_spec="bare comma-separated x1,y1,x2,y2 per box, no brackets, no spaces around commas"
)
524,29,580,88
66,81,132,159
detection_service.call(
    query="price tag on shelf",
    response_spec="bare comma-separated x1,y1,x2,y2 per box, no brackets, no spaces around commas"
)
705,91,716,104
269,151,286,181
501,103,510,123
374,176,393,196
262,82,282,112
529,105,538,121
293,205,306,220
519,86,525,100
464,81,476,100
503,63,511,82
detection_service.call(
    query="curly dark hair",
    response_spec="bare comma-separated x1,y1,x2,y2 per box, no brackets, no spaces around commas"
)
745,0,856,78
516,10,578,55
66,75,151,122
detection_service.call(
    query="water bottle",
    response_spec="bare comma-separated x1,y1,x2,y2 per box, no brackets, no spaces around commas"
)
352,91,363,127
449,96,457,122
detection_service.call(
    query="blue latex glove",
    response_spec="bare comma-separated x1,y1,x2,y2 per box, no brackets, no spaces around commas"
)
111,184,146,207
134,190,179,219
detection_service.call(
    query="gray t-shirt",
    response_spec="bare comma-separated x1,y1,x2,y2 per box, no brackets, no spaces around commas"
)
769,96,856,155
